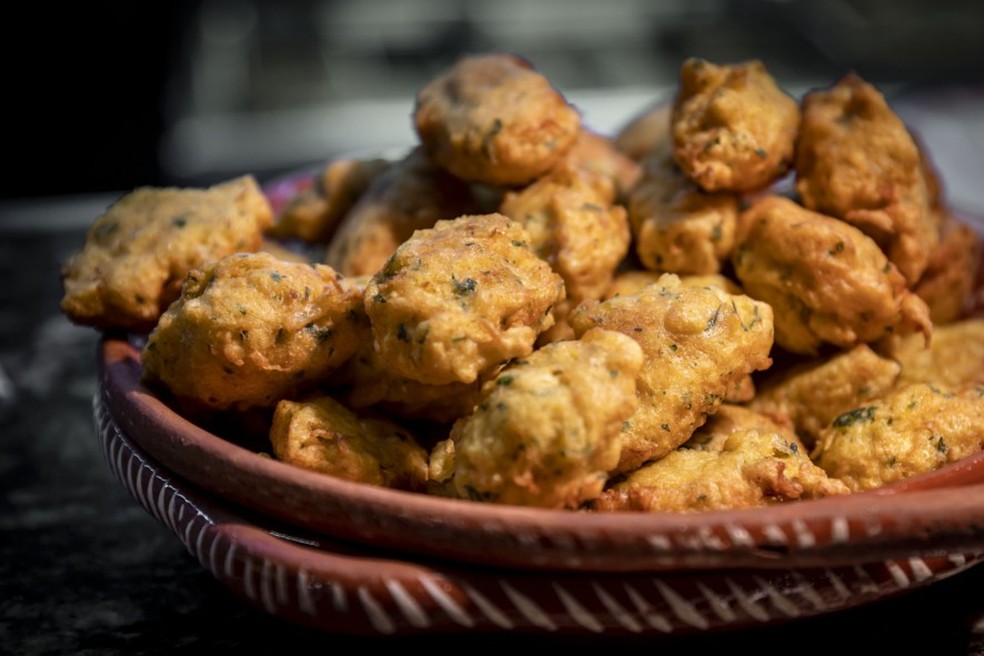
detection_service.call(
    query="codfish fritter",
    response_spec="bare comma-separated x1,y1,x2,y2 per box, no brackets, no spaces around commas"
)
428,328,644,509
268,156,390,244
795,73,938,284
732,195,932,355
626,145,739,275
269,394,429,491
324,147,480,277
594,405,849,512
570,273,774,473
141,251,363,412
813,382,984,491
413,52,582,187
671,58,799,193
61,175,273,332
363,213,565,386
748,344,901,449
892,318,984,390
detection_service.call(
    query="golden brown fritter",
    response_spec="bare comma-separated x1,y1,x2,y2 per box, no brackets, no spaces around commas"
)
671,58,799,193
269,395,429,491
891,318,984,390
812,382,984,491
912,214,980,324
325,274,489,424
428,328,644,509
338,339,492,425
732,195,932,355
141,252,363,412
324,147,480,277
795,73,938,284
613,99,672,163
627,146,739,275
363,213,565,386
561,128,643,202
267,156,391,243
499,161,630,306
61,175,273,332
748,344,901,449
594,405,848,513
413,52,582,187
570,273,774,473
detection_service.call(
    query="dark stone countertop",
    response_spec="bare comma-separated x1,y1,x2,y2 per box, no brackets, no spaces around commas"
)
2,217,984,655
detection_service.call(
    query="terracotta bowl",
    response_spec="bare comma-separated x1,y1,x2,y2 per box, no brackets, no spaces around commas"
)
92,169,984,636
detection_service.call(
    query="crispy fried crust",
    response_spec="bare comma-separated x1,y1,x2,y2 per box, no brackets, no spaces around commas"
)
61,175,272,332
795,73,939,283
671,58,799,193
413,52,581,186
141,252,362,412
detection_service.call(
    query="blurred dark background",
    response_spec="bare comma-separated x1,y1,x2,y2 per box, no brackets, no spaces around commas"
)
3,0,983,203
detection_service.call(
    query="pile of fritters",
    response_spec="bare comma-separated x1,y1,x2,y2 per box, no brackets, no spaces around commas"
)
61,53,984,512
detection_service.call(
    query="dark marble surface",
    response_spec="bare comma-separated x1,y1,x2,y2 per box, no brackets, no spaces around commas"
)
3,224,984,656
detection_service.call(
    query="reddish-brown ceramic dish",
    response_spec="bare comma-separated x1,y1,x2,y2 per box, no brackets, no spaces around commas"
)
93,168,984,636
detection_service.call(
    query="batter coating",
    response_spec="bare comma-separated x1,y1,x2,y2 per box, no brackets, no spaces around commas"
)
749,344,901,449
593,405,849,513
892,318,984,390
614,99,672,163
570,273,774,473
732,195,932,355
499,160,630,306
324,147,480,277
562,128,643,202
339,339,492,425
627,146,739,275
141,252,363,412
61,175,273,332
270,395,428,491
364,213,565,386
795,73,938,283
912,213,980,324
813,382,984,491
268,156,390,243
413,52,582,187
428,328,643,509
671,58,799,193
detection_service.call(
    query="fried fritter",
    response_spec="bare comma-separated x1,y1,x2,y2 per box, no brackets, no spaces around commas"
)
732,195,932,355
626,145,739,275
499,161,630,306
795,73,938,283
892,318,984,390
671,58,799,193
338,339,491,425
613,99,672,163
570,273,774,473
141,252,362,411
594,405,848,513
413,52,581,187
363,213,565,386
61,175,273,332
268,156,391,243
270,395,429,491
428,328,643,509
324,147,480,277
912,213,980,324
748,344,901,449
812,382,984,491
562,128,643,202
